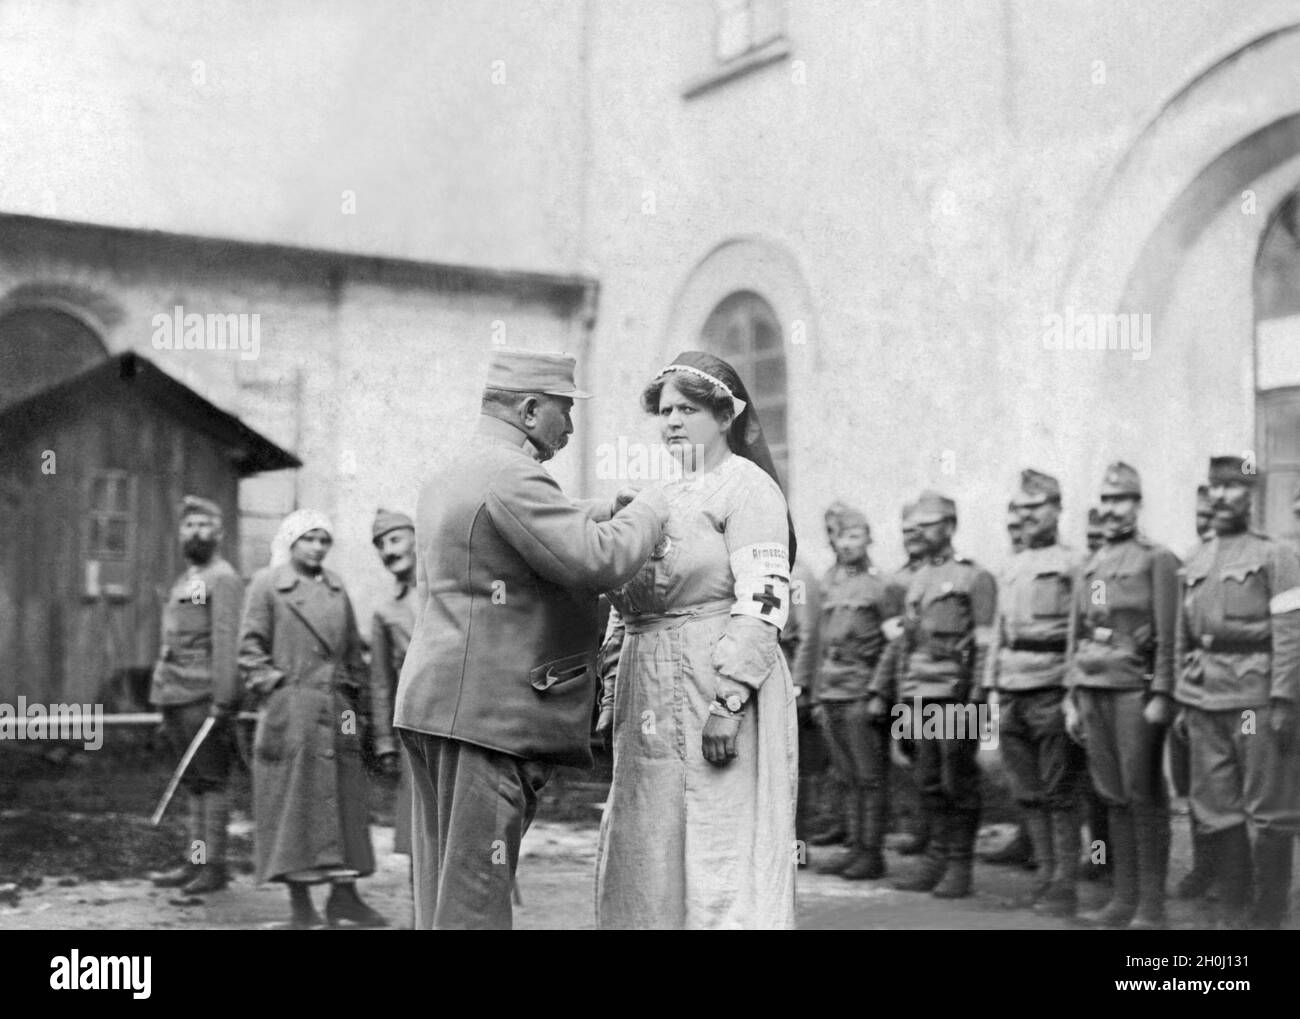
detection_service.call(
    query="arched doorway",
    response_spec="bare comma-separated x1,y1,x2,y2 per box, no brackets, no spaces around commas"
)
0,304,108,408
699,290,788,483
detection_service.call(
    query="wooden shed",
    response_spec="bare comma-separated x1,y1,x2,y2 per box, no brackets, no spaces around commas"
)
0,350,299,708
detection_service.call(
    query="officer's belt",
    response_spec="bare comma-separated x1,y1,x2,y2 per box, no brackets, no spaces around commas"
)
163,646,211,665
1193,635,1271,655
1006,636,1067,653
824,647,881,667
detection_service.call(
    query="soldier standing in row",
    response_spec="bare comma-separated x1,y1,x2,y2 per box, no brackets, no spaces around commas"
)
786,557,823,855
1174,455,1300,929
984,470,1085,915
812,506,905,879
892,502,931,856
1065,462,1180,929
148,496,244,895
870,491,996,898
1170,486,1216,900
1078,505,1110,884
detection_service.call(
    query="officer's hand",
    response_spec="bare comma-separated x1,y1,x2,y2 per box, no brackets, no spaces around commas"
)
1269,699,1297,755
612,486,642,514
377,751,402,778
702,714,742,766
1063,697,1086,746
865,694,887,720
595,706,614,755
1143,693,1173,728
810,703,828,729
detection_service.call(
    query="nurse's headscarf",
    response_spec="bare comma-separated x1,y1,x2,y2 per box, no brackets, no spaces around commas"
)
270,508,333,567
655,350,798,565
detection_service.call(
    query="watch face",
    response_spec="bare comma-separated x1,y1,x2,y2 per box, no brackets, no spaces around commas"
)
725,695,743,713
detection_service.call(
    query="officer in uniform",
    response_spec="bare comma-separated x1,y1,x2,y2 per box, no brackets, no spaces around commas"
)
1078,504,1109,882
1170,486,1215,900
984,470,1085,915
370,509,417,864
869,490,996,898
148,496,245,895
806,503,851,847
812,506,905,879
785,558,824,853
892,502,931,856
1065,462,1180,928
1174,455,1300,928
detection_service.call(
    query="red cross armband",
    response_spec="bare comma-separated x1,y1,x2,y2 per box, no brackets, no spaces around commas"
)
729,543,791,630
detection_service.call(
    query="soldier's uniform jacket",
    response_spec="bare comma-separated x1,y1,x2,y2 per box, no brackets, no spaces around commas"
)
369,580,415,758
987,541,1081,691
782,563,821,705
1066,535,1180,693
872,553,996,702
815,562,904,701
1174,531,1300,710
150,556,245,709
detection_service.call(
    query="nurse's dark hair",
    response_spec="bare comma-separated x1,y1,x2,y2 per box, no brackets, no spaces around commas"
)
641,370,734,423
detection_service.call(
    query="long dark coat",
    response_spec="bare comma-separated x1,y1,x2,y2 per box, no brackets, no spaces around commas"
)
238,563,375,883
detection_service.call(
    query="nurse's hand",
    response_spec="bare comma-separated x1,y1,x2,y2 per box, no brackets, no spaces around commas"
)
702,714,741,765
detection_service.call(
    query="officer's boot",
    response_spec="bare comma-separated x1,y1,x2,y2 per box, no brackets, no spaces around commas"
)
1022,809,1054,904
183,790,231,894
807,775,848,845
1130,804,1170,930
1079,791,1111,882
1176,819,1215,900
933,809,979,899
326,880,389,927
817,787,859,874
897,810,931,856
841,788,886,880
895,806,948,892
1035,811,1080,917
1079,807,1138,927
1249,829,1292,930
149,792,202,887
1207,824,1252,930
980,820,1035,869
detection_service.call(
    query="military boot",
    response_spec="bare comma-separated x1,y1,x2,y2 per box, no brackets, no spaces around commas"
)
980,821,1035,869
1130,805,1170,930
1249,830,1292,930
149,792,202,887
326,881,389,928
183,790,231,895
897,812,931,856
1079,808,1138,928
933,810,979,899
1022,810,1054,904
841,791,886,880
895,813,948,892
1211,825,1252,930
817,789,860,874
1176,822,1215,900
1034,811,1080,917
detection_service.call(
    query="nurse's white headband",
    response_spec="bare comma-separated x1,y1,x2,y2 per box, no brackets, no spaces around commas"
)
655,364,747,419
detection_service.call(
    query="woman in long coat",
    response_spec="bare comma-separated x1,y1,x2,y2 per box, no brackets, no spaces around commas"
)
238,509,386,929
594,351,799,929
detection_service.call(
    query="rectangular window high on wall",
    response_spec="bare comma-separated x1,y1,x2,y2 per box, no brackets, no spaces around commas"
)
84,469,136,599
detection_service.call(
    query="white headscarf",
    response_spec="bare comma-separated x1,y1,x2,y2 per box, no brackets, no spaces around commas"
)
270,509,333,567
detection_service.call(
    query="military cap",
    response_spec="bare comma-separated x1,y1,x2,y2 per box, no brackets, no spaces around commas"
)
912,490,956,525
1207,454,1257,487
372,507,415,546
179,495,222,521
836,506,869,531
1015,468,1061,507
484,348,590,399
1086,506,1103,529
1099,461,1141,498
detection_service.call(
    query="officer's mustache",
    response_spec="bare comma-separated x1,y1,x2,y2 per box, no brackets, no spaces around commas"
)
383,553,406,566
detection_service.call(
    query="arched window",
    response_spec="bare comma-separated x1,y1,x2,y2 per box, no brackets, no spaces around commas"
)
0,305,107,409
699,290,788,485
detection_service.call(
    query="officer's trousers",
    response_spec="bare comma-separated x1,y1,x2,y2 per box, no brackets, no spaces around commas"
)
160,699,232,794
400,730,554,930
1075,687,1168,809
1186,706,1300,835
999,687,1084,812
819,698,890,849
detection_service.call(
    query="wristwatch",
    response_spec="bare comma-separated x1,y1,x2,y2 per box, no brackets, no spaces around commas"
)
715,693,746,715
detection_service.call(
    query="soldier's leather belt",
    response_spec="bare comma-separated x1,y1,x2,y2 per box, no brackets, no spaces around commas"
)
1007,637,1067,653
1196,635,1271,655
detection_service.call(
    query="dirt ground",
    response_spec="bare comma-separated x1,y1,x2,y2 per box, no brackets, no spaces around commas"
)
1,737,1295,930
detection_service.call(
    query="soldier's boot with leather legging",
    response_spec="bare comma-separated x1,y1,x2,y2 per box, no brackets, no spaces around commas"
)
1130,805,1171,929
149,793,203,887
1035,811,1080,917
1079,791,1111,882
933,809,980,899
841,790,887,880
1080,807,1139,927
1210,824,1253,930
897,809,931,856
807,775,849,845
1022,810,1054,903
1176,822,1215,900
895,805,948,892
817,787,861,874
183,790,231,894
1249,829,1293,930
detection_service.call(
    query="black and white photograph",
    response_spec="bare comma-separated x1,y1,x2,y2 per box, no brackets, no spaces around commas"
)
0,0,1298,969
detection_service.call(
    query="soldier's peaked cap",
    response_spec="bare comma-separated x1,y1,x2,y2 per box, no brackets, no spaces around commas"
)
912,490,956,525
1100,461,1141,498
1208,454,1257,487
372,507,415,545
1016,468,1061,506
179,495,222,521
484,348,590,399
